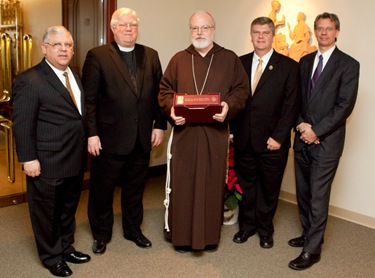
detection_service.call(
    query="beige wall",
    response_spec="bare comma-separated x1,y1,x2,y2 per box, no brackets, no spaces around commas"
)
22,0,62,63
20,0,375,227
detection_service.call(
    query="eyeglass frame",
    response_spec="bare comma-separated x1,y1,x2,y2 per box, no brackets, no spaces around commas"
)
315,26,336,33
117,23,139,30
190,25,215,33
44,42,73,50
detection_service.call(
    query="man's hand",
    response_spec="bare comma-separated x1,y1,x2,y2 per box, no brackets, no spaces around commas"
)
267,137,281,151
151,129,164,147
24,160,41,177
297,123,320,144
88,135,102,156
213,101,229,122
171,106,186,126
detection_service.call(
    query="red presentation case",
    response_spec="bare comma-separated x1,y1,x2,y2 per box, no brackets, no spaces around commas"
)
173,93,222,123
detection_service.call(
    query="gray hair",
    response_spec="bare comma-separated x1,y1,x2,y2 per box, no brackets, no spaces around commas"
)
42,26,73,43
110,7,139,28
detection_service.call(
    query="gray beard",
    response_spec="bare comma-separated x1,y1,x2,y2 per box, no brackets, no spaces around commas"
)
192,38,212,49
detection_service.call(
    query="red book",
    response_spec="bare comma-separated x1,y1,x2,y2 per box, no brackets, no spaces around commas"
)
173,93,222,123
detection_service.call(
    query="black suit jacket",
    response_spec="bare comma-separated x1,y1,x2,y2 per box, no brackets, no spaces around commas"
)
232,50,299,152
82,42,166,155
12,59,86,178
294,47,360,157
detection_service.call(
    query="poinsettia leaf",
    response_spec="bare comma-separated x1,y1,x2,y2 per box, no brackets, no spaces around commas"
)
235,183,243,194
234,191,242,201
224,195,238,210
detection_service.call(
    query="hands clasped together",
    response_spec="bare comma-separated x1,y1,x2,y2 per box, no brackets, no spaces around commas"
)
297,122,320,145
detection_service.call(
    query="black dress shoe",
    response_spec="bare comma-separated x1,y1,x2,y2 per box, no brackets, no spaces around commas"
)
260,236,274,248
233,230,256,243
124,233,152,248
204,245,218,253
288,235,305,247
48,260,72,277
92,240,107,254
288,251,321,270
63,251,91,264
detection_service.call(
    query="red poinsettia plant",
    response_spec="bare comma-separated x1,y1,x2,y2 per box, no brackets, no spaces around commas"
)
224,143,242,210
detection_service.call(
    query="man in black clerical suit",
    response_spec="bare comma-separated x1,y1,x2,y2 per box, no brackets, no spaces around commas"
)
13,26,90,277
82,7,166,255
288,12,359,270
231,17,299,249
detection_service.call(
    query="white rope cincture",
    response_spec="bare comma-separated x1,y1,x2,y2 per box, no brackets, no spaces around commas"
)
164,127,174,232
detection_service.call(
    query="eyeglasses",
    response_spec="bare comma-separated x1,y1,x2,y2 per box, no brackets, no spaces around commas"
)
190,26,214,33
117,23,138,30
316,26,335,32
44,42,73,50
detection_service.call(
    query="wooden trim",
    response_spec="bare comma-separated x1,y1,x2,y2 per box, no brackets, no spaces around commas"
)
0,193,27,207
62,0,116,43
279,190,375,230
106,0,116,43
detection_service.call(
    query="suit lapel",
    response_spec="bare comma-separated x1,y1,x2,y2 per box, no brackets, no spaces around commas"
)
135,44,145,96
72,71,85,115
41,60,77,110
309,48,340,102
253,51,279,94
243,53,254,92
303,52,315,103
108,43,138,96
41,60,83,115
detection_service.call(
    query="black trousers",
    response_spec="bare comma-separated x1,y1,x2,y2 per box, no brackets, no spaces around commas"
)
27,173,83,267
235,145,289,236
88,139,150,242
295,146,340,254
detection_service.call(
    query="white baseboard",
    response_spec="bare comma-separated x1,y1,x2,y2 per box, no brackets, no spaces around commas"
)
279,190,375,230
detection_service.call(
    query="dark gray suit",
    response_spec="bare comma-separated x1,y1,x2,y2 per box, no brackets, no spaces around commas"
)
294,47,359,254
82,42,166,242
232,50,299,236
12,59,86,267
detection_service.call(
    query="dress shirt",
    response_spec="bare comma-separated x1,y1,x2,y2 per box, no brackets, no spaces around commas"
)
45,60,82,115
251,49,273,84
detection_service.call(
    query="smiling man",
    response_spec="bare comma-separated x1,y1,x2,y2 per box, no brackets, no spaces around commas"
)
231,16,299,249
289,12,360,270
82,7,167,255
13,26,89,277
159,10,249,253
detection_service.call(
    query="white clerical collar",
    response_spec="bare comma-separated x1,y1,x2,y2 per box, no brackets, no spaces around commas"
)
118,44,135,52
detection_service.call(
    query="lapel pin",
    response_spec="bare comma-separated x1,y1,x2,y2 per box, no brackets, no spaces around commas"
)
269,65,273,70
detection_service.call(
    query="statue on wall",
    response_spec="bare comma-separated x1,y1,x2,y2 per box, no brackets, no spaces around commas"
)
268,0,285,30
288,12,317,61
267,1,317,61
268,0,288,56
274,33,289,56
